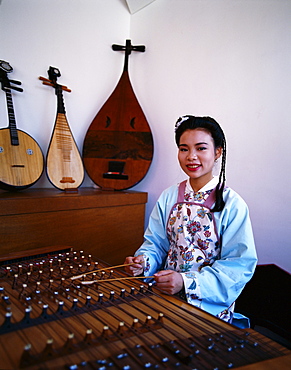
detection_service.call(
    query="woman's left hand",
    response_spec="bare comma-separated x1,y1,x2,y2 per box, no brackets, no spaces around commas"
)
153,270,184,295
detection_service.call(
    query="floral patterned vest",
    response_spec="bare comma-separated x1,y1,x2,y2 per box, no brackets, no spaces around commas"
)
165,180,221,273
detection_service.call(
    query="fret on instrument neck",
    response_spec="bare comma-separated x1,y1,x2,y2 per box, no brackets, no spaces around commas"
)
5,87,19,146
56,85,66,114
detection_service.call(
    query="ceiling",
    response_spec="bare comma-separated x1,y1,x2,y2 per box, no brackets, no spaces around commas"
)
0,0,156,13
125,0,156,14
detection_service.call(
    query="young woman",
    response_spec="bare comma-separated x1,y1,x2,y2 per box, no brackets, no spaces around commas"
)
124,115,257,328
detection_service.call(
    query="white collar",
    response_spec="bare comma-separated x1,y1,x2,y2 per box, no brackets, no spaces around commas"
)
186,176,219,193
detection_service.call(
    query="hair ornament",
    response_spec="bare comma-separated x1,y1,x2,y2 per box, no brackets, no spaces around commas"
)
174,115,191,132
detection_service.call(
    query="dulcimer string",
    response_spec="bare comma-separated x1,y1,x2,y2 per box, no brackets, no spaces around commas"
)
84,268,270,359
69,262,138,280
68,273,201,363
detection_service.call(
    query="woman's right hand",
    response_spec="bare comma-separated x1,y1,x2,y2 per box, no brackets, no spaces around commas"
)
124,255,145,276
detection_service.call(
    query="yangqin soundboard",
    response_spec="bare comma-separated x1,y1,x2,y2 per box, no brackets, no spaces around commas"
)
0,246,290,370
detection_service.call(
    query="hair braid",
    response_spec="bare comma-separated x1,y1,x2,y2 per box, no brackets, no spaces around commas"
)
212,138,226,212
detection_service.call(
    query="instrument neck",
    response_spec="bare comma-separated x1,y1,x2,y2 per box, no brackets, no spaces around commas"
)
5,87,19,146
56,85,66,114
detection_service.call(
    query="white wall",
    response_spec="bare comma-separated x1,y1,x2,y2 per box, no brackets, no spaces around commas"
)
1,0,290,272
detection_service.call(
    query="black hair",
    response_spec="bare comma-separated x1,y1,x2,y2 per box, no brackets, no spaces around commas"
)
175,115,226,212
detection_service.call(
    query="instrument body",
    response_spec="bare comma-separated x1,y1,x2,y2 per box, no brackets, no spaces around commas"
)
40,67,84,191
83,40,153,190
0,246,290,370
0,60,44,191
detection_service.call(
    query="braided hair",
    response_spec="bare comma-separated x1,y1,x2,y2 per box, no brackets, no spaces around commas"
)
175,115,226,212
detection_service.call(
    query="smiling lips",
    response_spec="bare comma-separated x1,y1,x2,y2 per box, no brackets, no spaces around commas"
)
186,164,201,171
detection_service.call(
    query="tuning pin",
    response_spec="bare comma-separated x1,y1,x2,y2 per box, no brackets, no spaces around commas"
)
2,294,11,306
65,287,71,300
131,318,140,330
108,270,114,278
37,270,43,281
19,283,27,300
5,266,11,277
77,286,82,297
12,274,18,289
63,333,76,353
85,296,92,307
84,328,93,344
20,343,33,367
101,325,109,338
109,291,115,301
98,293,103,303
42,338,57,359
145,315,155,326
40,304,49,319
22,306,32,325
117,321,126,335
48,279,54,289
18,265,23,275
25,271,31,283
57,301,64,313
71,298,79,311
2,311,13,329
120,288,126,298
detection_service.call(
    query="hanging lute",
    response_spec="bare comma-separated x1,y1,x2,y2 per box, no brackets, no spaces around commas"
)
0,60,44,191
39,67,84,191
82,39,153,190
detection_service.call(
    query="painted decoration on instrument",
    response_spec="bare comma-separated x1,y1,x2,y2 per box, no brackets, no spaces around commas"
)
39,67,84,191
0,60,44,191
83,39,154,190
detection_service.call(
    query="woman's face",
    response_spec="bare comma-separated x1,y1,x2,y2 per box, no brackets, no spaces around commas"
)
178,128,222,192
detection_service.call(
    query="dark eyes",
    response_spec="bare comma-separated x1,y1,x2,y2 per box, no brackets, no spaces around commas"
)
179,146,207,151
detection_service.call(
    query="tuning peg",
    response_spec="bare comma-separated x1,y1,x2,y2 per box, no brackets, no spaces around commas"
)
9,79,22,85
4,84,23,92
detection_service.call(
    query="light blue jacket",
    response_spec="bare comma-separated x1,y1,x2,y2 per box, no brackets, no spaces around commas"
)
135,179,257,327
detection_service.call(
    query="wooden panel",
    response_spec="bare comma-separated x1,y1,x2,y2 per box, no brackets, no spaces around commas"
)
0,188,147,265
0,187,147,215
